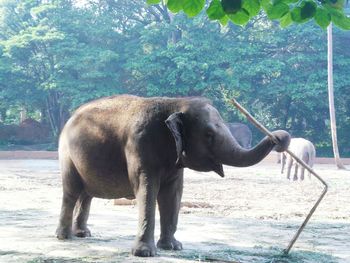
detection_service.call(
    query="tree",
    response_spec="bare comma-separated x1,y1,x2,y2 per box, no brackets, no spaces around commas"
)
147,0,350,30
0,0,349,157
0,0,123,138
143,1,349,160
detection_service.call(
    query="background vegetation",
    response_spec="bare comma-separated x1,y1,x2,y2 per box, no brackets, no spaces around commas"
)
0,0,349,157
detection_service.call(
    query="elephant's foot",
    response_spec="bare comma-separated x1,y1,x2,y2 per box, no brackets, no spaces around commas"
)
293,174,298,181
157,237,183,250
55,226,72,240
73,227,91,238
132,241,156,257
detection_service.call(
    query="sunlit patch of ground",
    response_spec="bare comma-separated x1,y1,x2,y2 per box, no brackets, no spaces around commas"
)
0,160,349,262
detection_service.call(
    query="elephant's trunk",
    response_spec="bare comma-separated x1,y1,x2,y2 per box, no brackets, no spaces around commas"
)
218,137,275,167
213,125,283,167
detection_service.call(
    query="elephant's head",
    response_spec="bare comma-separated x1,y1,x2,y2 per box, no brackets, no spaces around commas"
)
165,98,290,177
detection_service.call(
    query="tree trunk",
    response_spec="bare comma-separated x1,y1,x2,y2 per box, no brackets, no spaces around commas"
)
46,91,69,141
327,23,346,170
40,107,49,125
168,12,182,44
282,97,291,129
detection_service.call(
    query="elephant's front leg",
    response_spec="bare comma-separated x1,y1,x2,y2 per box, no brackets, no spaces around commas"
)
131,172,159,257
157,170,183,251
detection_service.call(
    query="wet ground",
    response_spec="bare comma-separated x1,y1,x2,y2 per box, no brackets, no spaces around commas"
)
0,159,349,262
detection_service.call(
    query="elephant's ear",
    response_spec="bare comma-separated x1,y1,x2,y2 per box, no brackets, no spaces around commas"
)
165,112,185,168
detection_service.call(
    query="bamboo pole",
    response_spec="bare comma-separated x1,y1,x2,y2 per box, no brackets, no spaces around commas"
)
229,98,328,254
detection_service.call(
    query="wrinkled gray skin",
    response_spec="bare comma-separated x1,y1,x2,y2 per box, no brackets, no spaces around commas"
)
56,95,291,257
281,138,316,180
226,122,252,149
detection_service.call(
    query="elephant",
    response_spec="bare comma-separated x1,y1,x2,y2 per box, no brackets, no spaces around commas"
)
226,122,252,149
55,95,291,257
281,138,316,180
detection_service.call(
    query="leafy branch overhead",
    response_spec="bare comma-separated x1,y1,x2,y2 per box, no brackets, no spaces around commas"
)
147,0,350,29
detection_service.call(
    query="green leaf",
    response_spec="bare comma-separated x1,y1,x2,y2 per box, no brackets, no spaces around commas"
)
219,14,230,25
228,9,250,25
281,0,298,3
331,10,350,30
167,0,184,13
221,0,242,14
266,2,289,19
183,0,205,17
291,7,308,23
261,0,271,10
314,7,331,29
324,0,345,10
280,12,293,27
207,0,226,20
300,1,317,20
146,0,161,4
242,0,261,17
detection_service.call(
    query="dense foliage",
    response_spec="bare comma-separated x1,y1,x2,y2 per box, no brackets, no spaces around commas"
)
0,0,349,157
148,0,350,30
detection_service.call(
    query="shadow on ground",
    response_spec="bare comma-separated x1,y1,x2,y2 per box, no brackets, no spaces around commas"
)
163,244,340,263
3,245,337,263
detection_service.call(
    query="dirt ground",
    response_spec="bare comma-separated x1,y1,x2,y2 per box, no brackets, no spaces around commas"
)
0,159,349,263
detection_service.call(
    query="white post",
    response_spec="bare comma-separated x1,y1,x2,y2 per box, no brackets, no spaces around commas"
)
327,23,346,169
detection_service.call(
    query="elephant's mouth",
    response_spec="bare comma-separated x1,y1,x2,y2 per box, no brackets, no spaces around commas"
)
208,154,224,177
212,162,225,177
181,151,224,177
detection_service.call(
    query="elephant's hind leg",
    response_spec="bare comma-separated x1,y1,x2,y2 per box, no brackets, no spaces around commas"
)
286,157,293,180
300,152,309,180
72,191,92,238
56,158,84,240
293,163,299,181
157,169,183,251
281,152,286,174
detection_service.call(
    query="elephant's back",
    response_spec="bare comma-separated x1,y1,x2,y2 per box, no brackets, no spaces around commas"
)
289,138,313,149
74,94,141,116
288,138,315,160
227,123,251,135
226,122,252,148
63,95,149,140
60,94,180,155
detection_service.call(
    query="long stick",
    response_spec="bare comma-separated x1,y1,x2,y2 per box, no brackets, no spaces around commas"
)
229,98,328,254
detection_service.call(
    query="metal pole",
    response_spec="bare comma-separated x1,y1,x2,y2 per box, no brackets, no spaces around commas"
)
229,98,328,254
